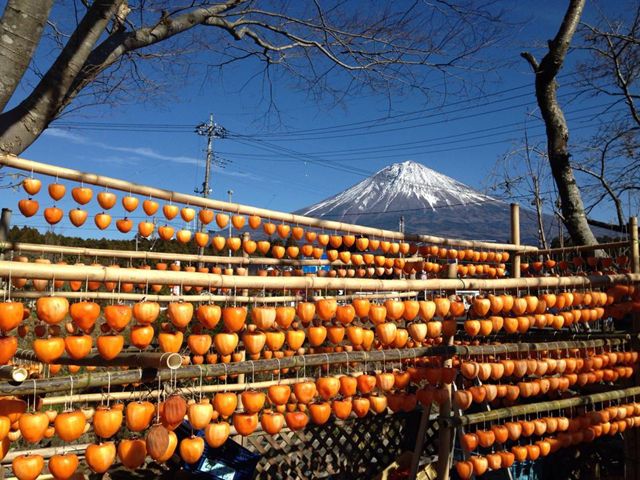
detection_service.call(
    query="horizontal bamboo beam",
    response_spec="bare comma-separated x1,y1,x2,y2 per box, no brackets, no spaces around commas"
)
14,350,182,370
0,241,359,267
451,386,640,426
40,339,628,405
0,154,537,252
1,444,90,463
456,338,627,356
0,260,638,291
0,335,626,396
0,289,419,303
534,240,628,256
42,376,317,406
0,346,451,396
0,365,28,383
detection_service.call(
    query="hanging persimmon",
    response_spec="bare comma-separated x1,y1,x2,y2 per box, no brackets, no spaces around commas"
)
69,301,100,333
93,406,123,439
96,191,116,210
96,334,124,360
18,198,39,217
187,401,214,430
48,453,79,480
305,402,330,425
70,186,92,205
117,438,147,469
0,302,23,333
231,215,245,229
122,195,139,212
22,177,42,195
130,324,154,349
222,306,246,332
64,334,92,360
142,199,158,215
158,225,174,240
204,422,230,448
44,206,63,224
215,213,229,228
18,412,49,443
213,332,238,355
158,331,183,353
233,413,258,436
12,454,44,480
257,222,273,237
246,214,261,229
176,229,192,244
138,221,154,237
179,206,195,222
85,442,116,474
54,410,86,441
113,217,132,233
261,410,285,435
94,212,112,230
197,208,213,225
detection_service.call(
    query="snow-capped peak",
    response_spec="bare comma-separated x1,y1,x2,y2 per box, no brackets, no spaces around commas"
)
299,160,495,217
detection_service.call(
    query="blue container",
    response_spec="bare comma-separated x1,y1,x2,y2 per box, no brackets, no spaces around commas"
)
176,422,261,479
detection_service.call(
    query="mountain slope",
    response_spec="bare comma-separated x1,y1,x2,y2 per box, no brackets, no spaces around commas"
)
295,161,559,245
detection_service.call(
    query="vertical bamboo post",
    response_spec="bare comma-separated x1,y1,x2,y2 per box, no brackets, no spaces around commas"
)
630,217,639,275
234,231,251,446
434,266,458,480
626,216,640,479
510,203,521,278
0,208,10,261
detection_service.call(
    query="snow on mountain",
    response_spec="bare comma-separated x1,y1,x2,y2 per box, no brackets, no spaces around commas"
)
302,161,495,217
295,161,556,244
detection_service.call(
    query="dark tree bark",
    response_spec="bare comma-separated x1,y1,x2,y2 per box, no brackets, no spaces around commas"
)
521,0,598,246
0,0,54,112
0,0,505,156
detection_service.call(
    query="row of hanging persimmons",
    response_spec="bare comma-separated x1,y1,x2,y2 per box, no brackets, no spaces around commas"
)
17,177,514,263
4,343,638,479
0,286,635,368
454,400,640,478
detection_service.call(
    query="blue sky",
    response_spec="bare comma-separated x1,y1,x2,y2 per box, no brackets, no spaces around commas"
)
2,0,636,238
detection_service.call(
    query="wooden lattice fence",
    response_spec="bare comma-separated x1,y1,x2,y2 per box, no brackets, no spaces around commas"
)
240,410,439,479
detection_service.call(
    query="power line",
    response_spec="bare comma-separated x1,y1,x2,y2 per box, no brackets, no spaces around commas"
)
224,102,618,161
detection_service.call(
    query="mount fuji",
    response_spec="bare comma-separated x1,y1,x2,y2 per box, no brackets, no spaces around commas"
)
295,161,558,245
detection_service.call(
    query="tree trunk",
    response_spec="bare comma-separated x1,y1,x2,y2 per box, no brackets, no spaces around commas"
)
0,0,123,155
522,0,598,246
0,0,54,112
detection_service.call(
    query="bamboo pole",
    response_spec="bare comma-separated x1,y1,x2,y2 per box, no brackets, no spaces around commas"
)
13,350,182,369
434,265,458,480
0,289,419,303
1,444,90,463
0,365,28,383
535,240,629,256
456,337,627,356
42,376,317,406
0,241,360,267
0,260,638,291
511,203,521,279
0,154,538,252
627,216,640,479
451,386,640,427
0,346,452,396
631,217,639,275
0,334,628,396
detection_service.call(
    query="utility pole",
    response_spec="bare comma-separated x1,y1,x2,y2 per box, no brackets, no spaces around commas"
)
195,114,227,200
398,215,405,234
194,114,227,258
228,190,234,265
